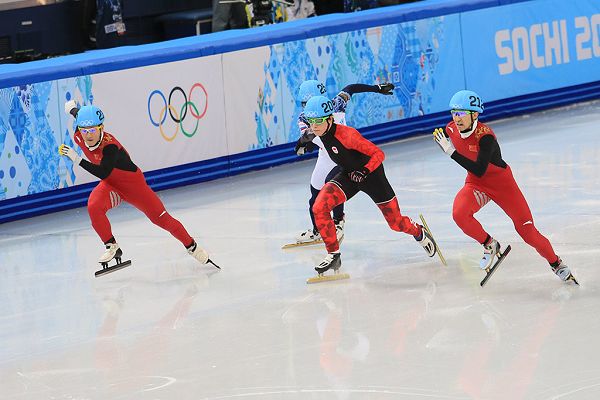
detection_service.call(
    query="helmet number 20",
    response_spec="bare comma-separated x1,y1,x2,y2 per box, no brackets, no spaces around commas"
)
321,100,334,114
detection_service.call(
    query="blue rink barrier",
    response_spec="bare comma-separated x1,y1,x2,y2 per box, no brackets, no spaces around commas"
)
1,79,599,224
1,0,600,224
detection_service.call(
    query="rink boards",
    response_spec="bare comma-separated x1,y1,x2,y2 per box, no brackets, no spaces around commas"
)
0,0,599,223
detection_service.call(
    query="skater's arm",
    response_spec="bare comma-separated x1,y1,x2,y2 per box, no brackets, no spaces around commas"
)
450,135,496,177
338,128,384,173
333,83,395,113
340,83,394,97
79,144,120,179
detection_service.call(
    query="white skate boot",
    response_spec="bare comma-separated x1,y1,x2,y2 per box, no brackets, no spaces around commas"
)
95,242,132,277
296,228,322,244
415,226,436,257
315,252,342,275
187,241,209,263
334,218,345,242
480,239,500,271
99,242,122,264
551,258,578,284
187,241,220,269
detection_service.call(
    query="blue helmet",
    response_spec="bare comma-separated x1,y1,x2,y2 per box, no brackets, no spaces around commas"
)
76,105,105,127
449,90,484,113
298,80,328,103
304,95,334,118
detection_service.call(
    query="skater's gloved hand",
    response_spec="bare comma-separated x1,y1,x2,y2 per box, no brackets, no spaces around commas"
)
376,83,395,95
64,100,78,118
433,127,455,156
58,144,82,165
349,167,369,183
295,139,307,155
295,138,317,156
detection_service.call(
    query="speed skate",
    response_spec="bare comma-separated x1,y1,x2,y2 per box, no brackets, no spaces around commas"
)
307,270,350,284
282,235,343,250
480,245,511,287
306,252,350,284
95,258,132,277
419,214,447,266
282,237,324,249
95,247,132,277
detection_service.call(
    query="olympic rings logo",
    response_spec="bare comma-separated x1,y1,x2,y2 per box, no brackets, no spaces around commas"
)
147,83,208,142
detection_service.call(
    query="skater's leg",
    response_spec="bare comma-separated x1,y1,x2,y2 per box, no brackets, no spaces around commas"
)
313,182,347,253
297,152,337,243
359,167,420,237
492,175,558,264
293,185,323,244
453,185,502,269
332,203,345,222
125,181,194,248
308,185,320,232
118,174,215,265
376,197,420,236
452,184,488,244
325,166,345,223
88,182,118,244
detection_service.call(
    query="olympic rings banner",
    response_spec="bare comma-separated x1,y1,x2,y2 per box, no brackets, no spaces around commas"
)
147,83,209,142
62,55,228,184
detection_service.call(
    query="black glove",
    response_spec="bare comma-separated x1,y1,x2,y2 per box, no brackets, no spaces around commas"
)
295,139,317,156
349,168,369,183
376,83,395,95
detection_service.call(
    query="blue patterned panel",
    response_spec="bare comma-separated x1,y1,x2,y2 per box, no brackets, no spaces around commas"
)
253,16,456,148
0,76,94,200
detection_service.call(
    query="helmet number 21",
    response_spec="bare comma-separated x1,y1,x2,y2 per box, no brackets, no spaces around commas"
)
469,95,482,109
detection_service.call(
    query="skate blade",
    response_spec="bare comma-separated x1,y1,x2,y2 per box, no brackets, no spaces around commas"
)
480,245,511,287
282,239,324,249
306,272,350,284
282,236,343,250
95,260,132,277
567,274,580,285
208,259,221,269
419,214,447,266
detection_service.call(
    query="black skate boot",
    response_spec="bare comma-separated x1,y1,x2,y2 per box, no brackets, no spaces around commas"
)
315,253,341,275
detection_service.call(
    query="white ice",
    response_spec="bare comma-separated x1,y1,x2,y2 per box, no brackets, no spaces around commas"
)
1,101,600,400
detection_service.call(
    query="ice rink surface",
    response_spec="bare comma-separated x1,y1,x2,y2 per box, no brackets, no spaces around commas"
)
1,101,600,400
